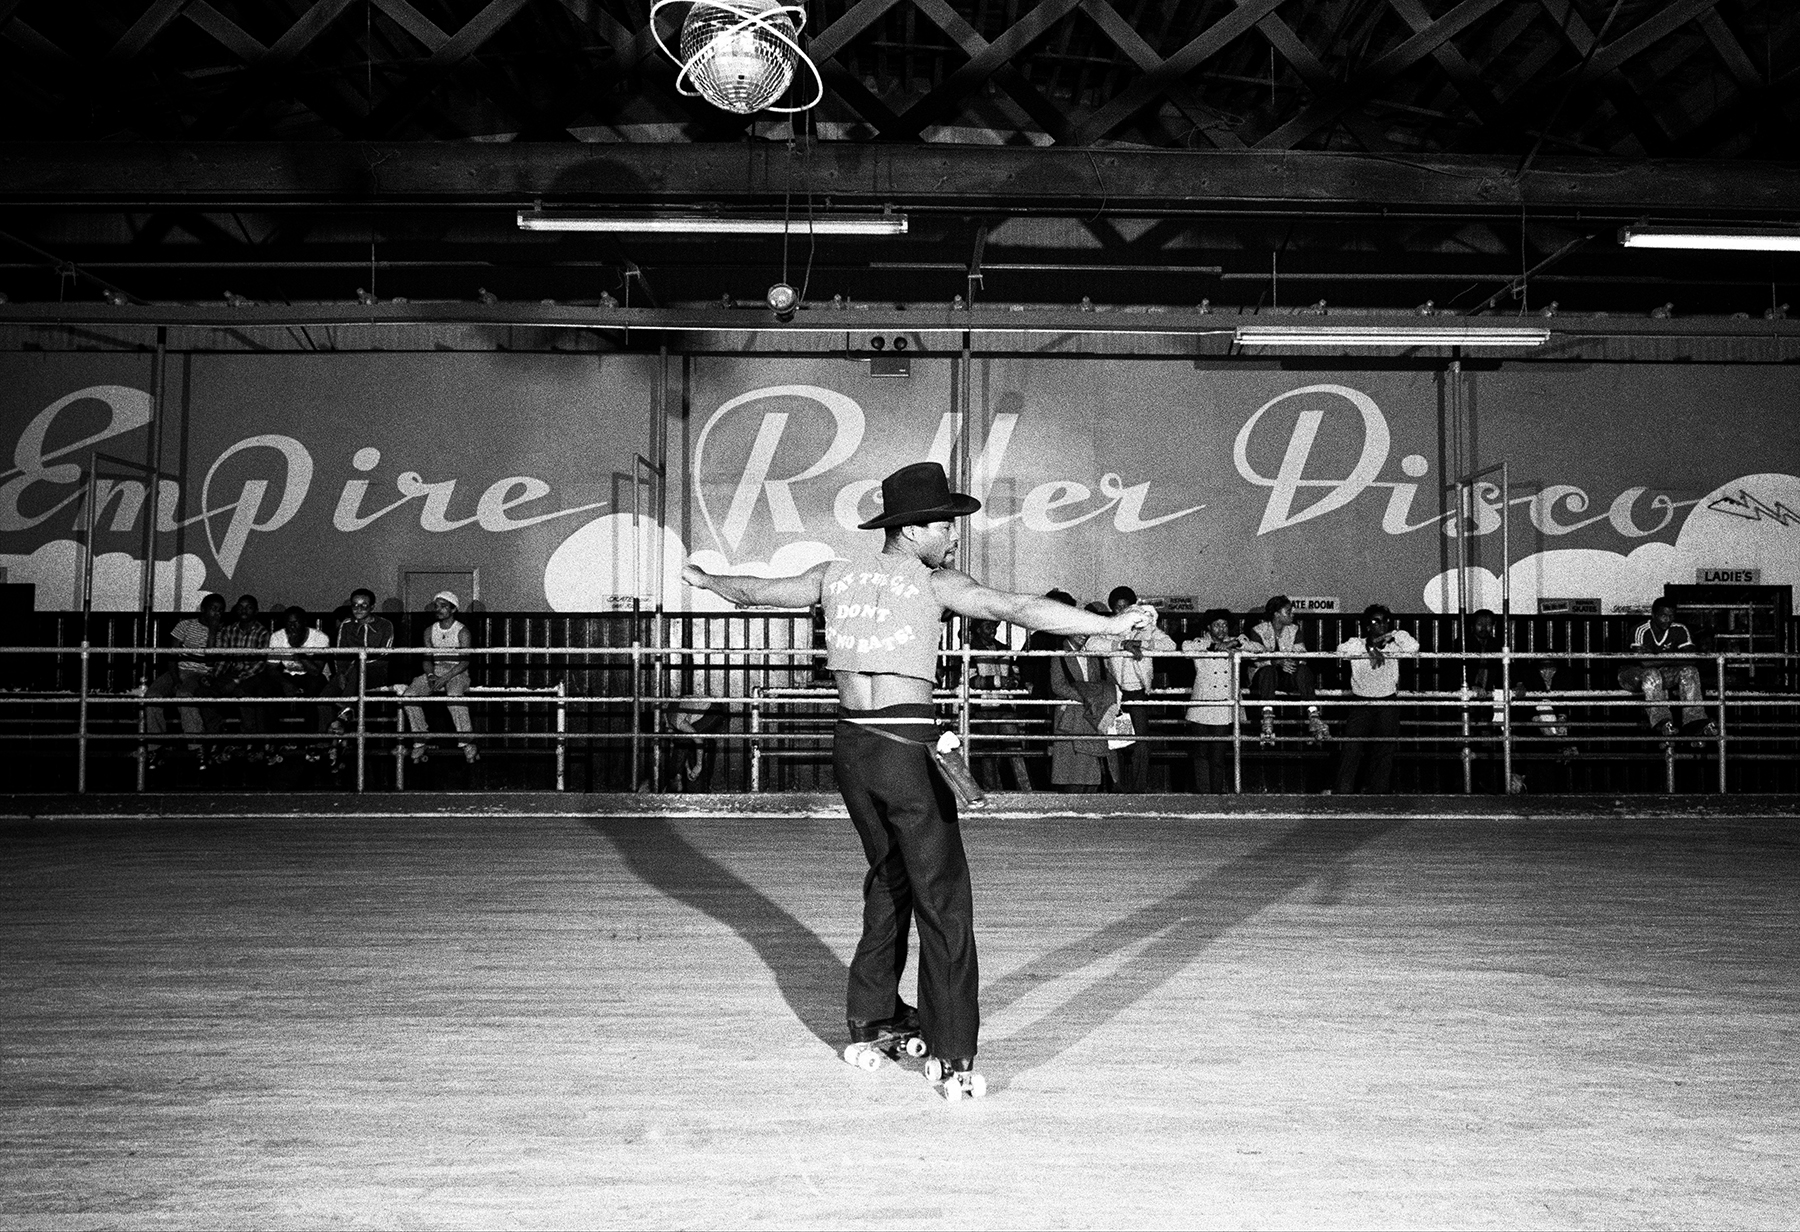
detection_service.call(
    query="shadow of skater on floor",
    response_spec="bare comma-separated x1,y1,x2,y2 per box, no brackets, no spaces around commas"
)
982,815,1402,1082
586,818,847,1049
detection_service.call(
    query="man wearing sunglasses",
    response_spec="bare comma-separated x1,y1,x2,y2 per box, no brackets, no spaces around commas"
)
327,588,396,742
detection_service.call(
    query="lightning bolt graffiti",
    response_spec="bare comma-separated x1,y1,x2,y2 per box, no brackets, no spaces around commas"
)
1705,489,1800,526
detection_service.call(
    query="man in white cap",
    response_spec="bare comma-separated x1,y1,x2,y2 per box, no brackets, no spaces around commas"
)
401,590,477,763
683,461,1156,1099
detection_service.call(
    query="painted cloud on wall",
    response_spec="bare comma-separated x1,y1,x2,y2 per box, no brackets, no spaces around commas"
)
0,539,212,612
1423,473,1800,612
542,513,841,613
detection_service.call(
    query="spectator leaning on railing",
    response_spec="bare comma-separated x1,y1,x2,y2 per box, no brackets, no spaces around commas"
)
1247,595,1330,745
1094,584,1177,793
1334,604,1418,795
1620,597,1717,742
1181,608,1242,793
143,591,225,767
1047,595,1122,792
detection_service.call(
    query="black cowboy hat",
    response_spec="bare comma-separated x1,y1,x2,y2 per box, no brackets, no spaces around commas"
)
858,461,982,530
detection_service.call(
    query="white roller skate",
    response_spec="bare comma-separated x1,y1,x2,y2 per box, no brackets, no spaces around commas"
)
842,1005,927,1072
924,1056,987,1101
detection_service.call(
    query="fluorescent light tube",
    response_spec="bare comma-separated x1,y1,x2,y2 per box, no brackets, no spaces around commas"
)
1618,224,1800,252
517,211,908,236
1235,325,1550,348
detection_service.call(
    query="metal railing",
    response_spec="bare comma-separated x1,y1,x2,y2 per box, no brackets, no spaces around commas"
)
0,642,1796,795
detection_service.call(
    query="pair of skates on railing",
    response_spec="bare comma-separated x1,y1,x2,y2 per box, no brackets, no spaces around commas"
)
842,1004,987,1102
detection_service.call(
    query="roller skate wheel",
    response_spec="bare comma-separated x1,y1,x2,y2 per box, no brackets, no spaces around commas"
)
904,1036,928,1058
967,1073,987,1099
844,1043,882,1071
924,1057,946,1082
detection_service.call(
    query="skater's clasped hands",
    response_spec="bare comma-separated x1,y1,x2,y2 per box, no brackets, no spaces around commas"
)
1106,603,1158,637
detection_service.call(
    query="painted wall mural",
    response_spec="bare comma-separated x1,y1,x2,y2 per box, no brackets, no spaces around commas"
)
0,351,1794,614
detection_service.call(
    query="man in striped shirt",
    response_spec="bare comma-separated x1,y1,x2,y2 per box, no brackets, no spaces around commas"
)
1619,598,1715,739
211,595,271,760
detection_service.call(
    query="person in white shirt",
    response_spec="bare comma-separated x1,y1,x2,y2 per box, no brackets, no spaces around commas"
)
1095,585,1178,792
1334,603,1418,794
402,591,478,763
260,605,332,758
1181,608,1243,793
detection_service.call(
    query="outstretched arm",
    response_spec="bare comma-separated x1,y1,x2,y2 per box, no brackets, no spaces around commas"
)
931,569,1154,639
682,561,828,609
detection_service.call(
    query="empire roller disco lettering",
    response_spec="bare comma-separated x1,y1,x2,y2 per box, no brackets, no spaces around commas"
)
0,385,604,578
693,384,1208,554
1233,383,1690,540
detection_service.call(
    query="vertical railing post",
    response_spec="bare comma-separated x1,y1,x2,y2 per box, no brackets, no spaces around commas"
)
1716,653,1728,795
749,689,762,792
135,647,148,793
1460,656,1473,793
76,641,91,793
1229,649,1242,794
555,680,567,792
630,638,643,792
1500,645,1512,795
957,645,972,752
355,648,368,793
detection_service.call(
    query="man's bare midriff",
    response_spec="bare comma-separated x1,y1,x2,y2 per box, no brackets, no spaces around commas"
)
834,670,935,711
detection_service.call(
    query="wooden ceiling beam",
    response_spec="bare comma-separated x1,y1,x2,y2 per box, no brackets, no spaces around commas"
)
1065,0,1286,146
1077,0,1246,149
1384,0,1502,127
1253,0,1508,150
5,142,1798,218
359,0,533,138
901,0,1075,142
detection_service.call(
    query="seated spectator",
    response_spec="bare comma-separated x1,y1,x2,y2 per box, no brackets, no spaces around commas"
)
967,618,1019,691
401,591,477,763
667,698,727,792
1454,608,1509,723
328,588,396,740
1020,590,1077,789
1047,594,1122,792
1246,595,1329,744
209,594,270,762
1181,608,1242,793
1509,658,1579,793
1461,609,1504,695
1334,604,1418,794
1621,597,1716,740
1094,584,1177,793
1523,659,1576,756
260,605,332,761
143,592,225,766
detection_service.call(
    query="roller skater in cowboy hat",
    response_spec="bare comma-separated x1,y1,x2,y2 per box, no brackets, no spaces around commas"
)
683,461,1157,1100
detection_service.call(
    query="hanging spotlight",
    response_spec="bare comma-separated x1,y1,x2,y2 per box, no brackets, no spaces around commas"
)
766,282,799,322
650,0,823,115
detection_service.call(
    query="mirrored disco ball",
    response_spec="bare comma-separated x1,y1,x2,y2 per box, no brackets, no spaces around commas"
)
680,1,798,114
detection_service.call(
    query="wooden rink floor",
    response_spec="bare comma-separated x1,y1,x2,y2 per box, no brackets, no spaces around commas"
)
4,806,1798,1229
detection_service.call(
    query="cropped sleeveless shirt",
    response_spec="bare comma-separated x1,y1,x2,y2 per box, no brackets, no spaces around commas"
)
821,551,943,683
426,619,468,676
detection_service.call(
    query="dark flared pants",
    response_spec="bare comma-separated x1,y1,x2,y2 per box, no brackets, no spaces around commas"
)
834,706,980,1060
1336,700,1401,794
